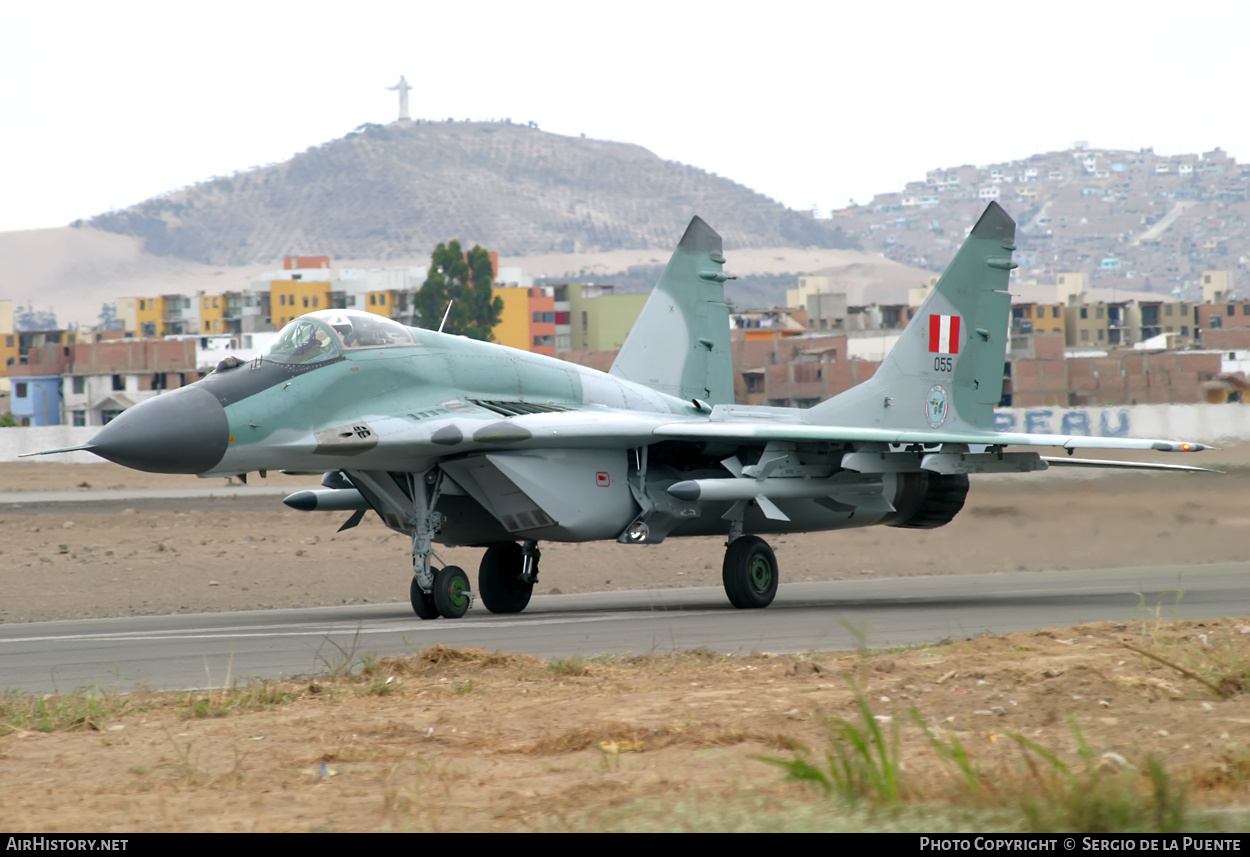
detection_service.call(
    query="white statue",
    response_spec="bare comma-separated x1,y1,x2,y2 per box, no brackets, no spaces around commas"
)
388,76,412,121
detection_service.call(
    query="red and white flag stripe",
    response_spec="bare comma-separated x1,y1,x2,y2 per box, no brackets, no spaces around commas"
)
928,314,961,354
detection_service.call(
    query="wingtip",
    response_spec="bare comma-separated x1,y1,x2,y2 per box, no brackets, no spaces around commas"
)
1151,441,1213,452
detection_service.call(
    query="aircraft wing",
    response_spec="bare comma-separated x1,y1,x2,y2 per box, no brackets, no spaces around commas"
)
647,420,1215,474
650,421,1211,453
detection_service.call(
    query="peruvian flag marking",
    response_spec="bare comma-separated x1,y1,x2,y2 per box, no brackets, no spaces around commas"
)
928,314,961,354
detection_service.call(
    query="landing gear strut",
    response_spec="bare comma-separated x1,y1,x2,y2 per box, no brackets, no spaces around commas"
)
478,541,538,614
722,535,779,609
401,469,472,620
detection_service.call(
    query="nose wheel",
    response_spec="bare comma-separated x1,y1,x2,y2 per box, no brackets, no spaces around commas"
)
410,566,472,620
410,576,440,620
433,565,472,619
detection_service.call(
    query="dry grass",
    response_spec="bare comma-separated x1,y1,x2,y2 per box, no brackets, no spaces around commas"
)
3,623,1250,832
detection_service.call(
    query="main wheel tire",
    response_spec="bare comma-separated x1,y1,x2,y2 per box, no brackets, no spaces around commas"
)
433,565,472,619
722,535,779,609
478,542,534,614
410,575,440,620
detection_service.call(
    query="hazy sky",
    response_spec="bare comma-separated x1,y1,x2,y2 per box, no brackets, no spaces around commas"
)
2,1,1247,234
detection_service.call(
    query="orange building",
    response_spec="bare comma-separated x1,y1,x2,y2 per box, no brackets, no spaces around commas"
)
495,286,556,355
283,256,331,271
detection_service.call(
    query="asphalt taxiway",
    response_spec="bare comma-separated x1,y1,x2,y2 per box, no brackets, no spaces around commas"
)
0,562,1244,694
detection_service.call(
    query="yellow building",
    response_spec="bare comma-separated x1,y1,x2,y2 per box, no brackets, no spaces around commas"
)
0,299,16,393
489,286,556,354
494,288,531,351
117,296,168,337
365,290,396,318
1012,302,1066,339
200,294,227,333
270,280,333,327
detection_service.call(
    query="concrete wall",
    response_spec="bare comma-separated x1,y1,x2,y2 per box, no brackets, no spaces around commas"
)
994,404,1250,446
0,426,99,463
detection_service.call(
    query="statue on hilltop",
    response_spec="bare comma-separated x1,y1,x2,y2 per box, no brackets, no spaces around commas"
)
388,76,412,122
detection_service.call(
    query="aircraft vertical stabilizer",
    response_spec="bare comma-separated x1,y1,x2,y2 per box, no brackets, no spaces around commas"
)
806,201,1016,432
610,216,734,404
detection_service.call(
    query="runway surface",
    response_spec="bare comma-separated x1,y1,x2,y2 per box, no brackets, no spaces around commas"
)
1,562,1244,694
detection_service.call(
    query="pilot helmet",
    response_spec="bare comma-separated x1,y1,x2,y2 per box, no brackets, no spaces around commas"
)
327,314,354,337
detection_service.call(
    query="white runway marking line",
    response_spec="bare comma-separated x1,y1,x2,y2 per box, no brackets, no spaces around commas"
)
0,609,728,646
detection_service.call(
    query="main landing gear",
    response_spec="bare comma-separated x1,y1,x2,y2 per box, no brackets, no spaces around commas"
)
721,533,779,609
478,541,538,614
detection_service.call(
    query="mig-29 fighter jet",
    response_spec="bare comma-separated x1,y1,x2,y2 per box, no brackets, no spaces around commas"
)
45,202,1212,619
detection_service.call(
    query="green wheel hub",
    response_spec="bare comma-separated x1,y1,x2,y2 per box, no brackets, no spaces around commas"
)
445,576,469,610
721,535,779,609
432,565,471,619
748,554,773,594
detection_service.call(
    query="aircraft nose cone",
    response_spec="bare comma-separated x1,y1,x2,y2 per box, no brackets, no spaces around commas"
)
89,384,229,474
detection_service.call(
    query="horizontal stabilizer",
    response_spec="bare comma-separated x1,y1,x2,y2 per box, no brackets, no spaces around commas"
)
1039,456,1220,474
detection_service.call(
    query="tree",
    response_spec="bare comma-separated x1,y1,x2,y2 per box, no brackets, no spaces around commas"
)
15,303,57,331
96,302,123,331
414,241,503,342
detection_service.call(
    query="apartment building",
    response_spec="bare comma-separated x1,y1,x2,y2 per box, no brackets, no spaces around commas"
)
495,286,557,355
0,299,15,394
552,284,648,353
9,338,198,426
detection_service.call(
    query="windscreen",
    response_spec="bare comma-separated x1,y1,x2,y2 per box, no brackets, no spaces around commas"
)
259,319,341,365
323,312,415,348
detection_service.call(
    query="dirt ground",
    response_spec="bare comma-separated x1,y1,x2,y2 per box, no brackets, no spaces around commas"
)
1,456,1248,831
2,623,1249,832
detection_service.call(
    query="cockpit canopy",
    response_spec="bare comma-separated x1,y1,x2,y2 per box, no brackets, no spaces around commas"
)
259,310,415,365
309,310,416,348
260,318,340,365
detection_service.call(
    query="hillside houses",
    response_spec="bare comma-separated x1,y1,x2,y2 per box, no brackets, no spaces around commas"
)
835,146,1249,299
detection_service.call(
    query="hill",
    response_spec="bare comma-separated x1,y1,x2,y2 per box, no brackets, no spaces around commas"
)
86,121,853,264
827,146,1249,297
0,227,931,329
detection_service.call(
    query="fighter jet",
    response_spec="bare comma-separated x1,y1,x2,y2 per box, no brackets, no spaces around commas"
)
46,202,1212,619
